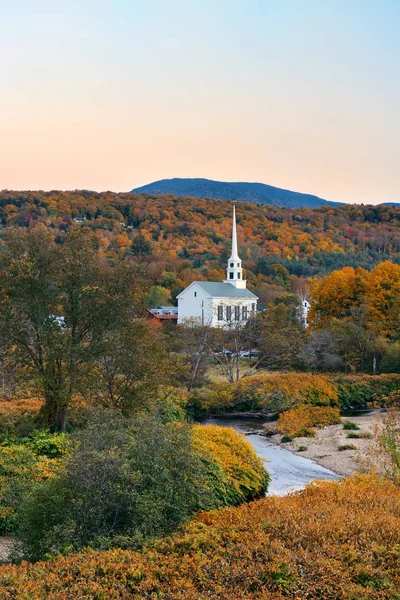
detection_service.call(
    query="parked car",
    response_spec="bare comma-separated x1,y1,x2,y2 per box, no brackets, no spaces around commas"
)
216,349,233,357
239,349,262,358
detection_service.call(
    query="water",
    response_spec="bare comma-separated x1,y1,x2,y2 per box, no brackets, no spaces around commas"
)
202,417,341,496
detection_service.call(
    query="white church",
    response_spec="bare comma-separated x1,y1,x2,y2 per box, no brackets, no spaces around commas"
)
177,206,258,328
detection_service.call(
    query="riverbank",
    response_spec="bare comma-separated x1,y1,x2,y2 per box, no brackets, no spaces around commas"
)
267,412,380,477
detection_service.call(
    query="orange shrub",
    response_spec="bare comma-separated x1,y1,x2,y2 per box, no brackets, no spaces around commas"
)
0,399,43,436
277,405,341,437
1,475,399,599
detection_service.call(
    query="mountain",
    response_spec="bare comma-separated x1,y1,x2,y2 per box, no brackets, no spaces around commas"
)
132,178,344,209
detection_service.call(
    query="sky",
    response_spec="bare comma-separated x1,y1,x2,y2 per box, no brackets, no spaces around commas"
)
0,0,399,204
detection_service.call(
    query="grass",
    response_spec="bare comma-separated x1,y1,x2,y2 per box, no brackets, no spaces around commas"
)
347,432,373,439
338,444,357,451
296,445,307,452
343,421,360,431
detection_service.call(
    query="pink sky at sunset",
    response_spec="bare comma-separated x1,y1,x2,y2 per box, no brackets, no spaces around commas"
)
1,1,399,204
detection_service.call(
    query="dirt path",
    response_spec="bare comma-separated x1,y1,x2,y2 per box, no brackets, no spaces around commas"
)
268,412,381,477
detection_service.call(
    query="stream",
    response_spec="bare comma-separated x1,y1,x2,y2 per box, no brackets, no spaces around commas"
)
202,417,341,495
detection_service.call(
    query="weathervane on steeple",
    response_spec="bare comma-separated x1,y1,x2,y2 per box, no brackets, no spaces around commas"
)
224,205,246,289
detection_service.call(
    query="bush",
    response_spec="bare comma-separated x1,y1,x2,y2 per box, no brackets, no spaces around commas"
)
193,425,269,506
335,374,400,411
14,414,269,561
2,476,400,599
281,434,293,443
343,421,360,430
338,444,357,451
194,373,339,415
296,445,307,452
0,399,43,437
277,405,341,438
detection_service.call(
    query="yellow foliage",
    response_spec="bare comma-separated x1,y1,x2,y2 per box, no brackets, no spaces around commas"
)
193,425,269,503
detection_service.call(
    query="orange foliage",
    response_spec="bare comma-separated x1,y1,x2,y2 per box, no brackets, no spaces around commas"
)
1,475,400,598
309,266,368,327
0,399,43,436
277,405,342,437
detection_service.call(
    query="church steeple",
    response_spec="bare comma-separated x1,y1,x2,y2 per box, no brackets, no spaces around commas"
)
224,205,246,289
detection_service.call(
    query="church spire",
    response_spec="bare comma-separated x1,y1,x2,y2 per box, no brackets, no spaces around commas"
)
224,205,246,289
230,204,239,260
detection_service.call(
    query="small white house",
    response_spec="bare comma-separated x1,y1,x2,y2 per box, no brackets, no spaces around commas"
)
177,206,258,328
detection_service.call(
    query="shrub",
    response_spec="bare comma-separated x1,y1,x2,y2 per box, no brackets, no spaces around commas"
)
277,405,341,438
335,374,400,411
281,434,293,443
193,425,269,506
339,444,357,451
296,445,307,452
343,421,360,430
194,373,340,415
0,399,43,437
1,476,400,598
14,415,269,561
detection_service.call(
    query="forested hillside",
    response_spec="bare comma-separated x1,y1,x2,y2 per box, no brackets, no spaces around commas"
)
132,177,343,208
1,190,400,302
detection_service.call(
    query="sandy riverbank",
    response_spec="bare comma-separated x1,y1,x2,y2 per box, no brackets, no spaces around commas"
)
267,412,382,477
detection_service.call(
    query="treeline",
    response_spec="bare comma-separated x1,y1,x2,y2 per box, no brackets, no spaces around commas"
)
1,191,400,300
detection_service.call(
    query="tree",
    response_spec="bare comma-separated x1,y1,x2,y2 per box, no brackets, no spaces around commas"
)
308,266,368,328
299,329,342,372
146,285,172,308
130,234,153,257
0,225,147,431
365,261,400,340
254,303,304,370
98,320,180,414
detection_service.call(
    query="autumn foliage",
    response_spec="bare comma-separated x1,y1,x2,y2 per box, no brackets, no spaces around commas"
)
0,400,43,437
277,405,342,437
1,475,399,599
193,425,270,504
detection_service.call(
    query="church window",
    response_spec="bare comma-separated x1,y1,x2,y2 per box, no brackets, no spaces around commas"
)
237,263,240,267
217,305,223,320
229,272,234,279
251,303,256,312
242,306,248,319
230,262,234,268
234,306,240,320
226,306,232,321
237,272,241,279
194,291,197,297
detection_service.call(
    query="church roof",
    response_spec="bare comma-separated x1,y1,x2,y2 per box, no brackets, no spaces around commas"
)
195,281,258,299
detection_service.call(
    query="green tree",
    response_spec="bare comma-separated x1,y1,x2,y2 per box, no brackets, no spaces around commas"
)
146,285,172,307
0,225,147,431
130,234,153,257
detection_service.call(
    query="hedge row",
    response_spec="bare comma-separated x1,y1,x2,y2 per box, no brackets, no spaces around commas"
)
191,373,400,415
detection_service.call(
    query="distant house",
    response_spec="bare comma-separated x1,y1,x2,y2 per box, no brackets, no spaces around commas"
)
177,206,258,328
147,306,178,325
73,217,86,223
